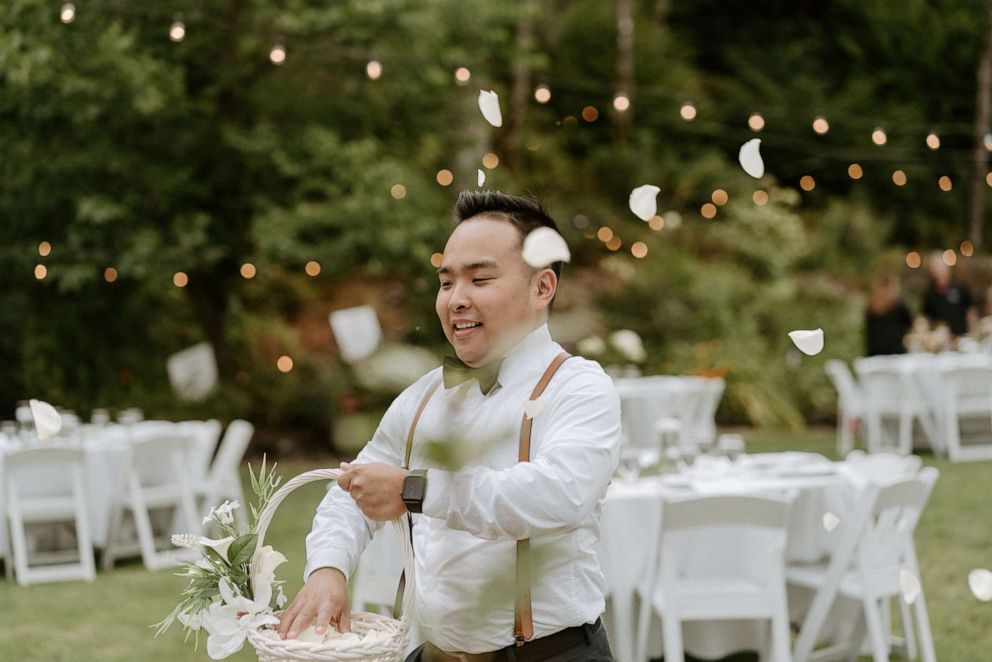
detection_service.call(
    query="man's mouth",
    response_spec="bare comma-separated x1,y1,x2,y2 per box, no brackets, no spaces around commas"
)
452,321,482,338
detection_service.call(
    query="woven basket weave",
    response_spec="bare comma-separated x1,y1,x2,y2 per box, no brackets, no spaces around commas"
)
246,468,414,662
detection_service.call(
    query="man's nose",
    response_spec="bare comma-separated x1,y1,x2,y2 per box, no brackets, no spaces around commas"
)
448,283,470,310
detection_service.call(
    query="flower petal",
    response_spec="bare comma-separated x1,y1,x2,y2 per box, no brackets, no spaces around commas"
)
252,545,287,578
478,90,503,127
629,185,661,221
524,396,548,420
477,169,486,187
251,572,274,611
521,227,570,268
29,399,62,442
207,630,246,660
788,328,824,356
821,511,840,532
218,576,240,605
968,568,992,601
738,138,764,179
899,567,921,604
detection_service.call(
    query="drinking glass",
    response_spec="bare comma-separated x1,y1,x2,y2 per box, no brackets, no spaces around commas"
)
718,433,746,462
616,447,642,482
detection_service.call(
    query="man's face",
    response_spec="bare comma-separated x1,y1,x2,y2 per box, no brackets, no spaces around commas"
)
435,218,548,367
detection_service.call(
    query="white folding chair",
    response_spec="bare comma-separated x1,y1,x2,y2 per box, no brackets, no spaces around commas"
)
856,365,938,456
615,377,702,453
103,434,200,571
179,419,223,483
825,360,866,456
789,468,938,662
685,377,725,449
636,494,793,662
194,419,253,526
2,445,96,585
940,366,992,462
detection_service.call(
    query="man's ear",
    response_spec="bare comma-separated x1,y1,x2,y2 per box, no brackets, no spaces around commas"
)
534,268,557,309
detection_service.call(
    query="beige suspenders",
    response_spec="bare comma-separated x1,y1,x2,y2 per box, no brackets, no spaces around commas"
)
398,351,572,646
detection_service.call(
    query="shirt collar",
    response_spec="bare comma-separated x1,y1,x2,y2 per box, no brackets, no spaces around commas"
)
494,323,556,389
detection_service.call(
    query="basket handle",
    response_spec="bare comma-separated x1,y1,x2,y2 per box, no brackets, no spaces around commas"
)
252,467,416,624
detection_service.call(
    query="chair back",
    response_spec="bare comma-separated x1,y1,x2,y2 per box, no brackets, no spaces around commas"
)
616,377,702,450
942,366,992,415
128,434,191,488
208,420,254,484
3,445,84,501
825,359,863,409
180,419,223,481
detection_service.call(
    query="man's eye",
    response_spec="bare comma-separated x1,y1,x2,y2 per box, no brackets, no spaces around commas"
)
439,282,451,289
473,277,492,284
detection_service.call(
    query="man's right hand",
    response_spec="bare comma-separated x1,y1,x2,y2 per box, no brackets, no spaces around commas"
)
277,567,351,639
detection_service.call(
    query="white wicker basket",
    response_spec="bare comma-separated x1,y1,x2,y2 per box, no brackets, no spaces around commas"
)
246,468,415,662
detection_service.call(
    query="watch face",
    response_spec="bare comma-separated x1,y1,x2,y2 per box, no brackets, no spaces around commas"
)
403,473,426,501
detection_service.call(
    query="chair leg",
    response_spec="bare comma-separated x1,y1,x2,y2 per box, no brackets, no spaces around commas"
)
128,475,164,571
8,503,31,585
770,611,792,662
73,471,97,582
844,613,868,662
862,595,891,662
661,611,685,662
912,589,937,662
3,517,14,582
898,594,918,660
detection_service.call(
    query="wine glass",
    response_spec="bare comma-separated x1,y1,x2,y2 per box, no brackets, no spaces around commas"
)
616,447,642,482
718,433,746,462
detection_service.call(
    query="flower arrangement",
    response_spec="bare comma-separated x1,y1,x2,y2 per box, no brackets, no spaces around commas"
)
154,458,288,660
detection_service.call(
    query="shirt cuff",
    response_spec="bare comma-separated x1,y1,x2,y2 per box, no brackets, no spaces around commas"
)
422,468,452,520
304,547,354,583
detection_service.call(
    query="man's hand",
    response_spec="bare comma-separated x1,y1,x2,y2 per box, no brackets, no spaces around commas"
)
338,462,409,521
278,567,350,639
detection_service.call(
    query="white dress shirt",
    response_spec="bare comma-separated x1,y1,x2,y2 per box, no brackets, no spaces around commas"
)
305,323,622,653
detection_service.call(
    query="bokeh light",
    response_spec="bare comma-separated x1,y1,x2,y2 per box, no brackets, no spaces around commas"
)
305,260,321,276
752,190,769,205
34,264,47,280
104,267,118,283
276,355,294,373
390,184,407,199
430,253,443,268
812,116,829,134
606,236,622,251
366,60,383,80
680,103,697,121
942,249,957,266
60,3,75,24
631,241,648,258
613,94,630,112
648,216,665,230
581,106,599,122
906,251,921,268
436,169,454,186
700,203,717,218
938,176,952,191
173,272,188,287
38,241,52,257
871,128,887,145
848,163,863,179
597,227,614,242
926,132,941,149
534,85,551,103
269,43,286,65
892,170,907,186
711,189,729,206
961,240,975,257
169,19,186,42
240,263,256,279
748,113,765,131
800,175,816,191
482,152,500,169
454,67,471,84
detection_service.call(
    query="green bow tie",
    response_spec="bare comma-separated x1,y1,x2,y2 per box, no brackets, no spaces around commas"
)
442,356,502,395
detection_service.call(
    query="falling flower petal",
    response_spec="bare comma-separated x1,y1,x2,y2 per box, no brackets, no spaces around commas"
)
478,169,486,187
822,511,840,532
478,90,503,127
739,138,764,179
522,227,570,268
788,328,824,356
629,184,661,221
610,329,647,363
968,568,992,601
900,567,921,604
524,396,548,420
29,399,61,441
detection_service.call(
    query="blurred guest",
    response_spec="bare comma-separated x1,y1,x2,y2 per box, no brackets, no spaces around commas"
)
865,268,912,355
923,252,976,336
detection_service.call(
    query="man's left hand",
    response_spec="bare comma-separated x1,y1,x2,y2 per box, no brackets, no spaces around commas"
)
338,462,409,521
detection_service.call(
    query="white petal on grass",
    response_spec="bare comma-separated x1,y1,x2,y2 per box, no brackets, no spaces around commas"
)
629,184,661,221
478,169,486,187
899,567,921,604
29,399,62,441
788,328,824,356
524,396,548,420
968,568,992,601
522,227,570,268
478,90,503,127
822,511,840,532
739,138,765,178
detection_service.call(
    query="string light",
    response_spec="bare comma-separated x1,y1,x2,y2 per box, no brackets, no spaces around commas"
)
454,67,471,85
680,102,697,121
700,203,717,218
581,106,599,122
961,240,975,257
534,85,551,103
482,152,499,169
892,170,907,186
812,116,830,134
748,113,765,131
906,251,922,268
169,17,186,42
942,249,957,266
305,260,321,276
848,163,864,179
711,189,729,206
871,128,887,145
752,190,769,205
613,94,630,112
597,227,614,242
240,263,256,279
390,184,407,199
34,264,47,280
926,132,940,149
435,169,453,186
269,41,286,65
631,241,648,258
60,3,75,24
38,241,52,257
800,175,816,191
104,267,118,283
173,272,189,287
938,175,952,191
276,355,294,373
366,60,383,80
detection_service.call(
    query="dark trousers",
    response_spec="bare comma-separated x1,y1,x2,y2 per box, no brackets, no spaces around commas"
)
405,620,613,662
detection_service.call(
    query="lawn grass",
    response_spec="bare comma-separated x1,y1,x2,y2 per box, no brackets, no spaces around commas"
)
1,431,989,661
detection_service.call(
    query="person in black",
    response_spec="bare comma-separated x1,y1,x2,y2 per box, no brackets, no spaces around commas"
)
923,253,975,337
866,268,913,356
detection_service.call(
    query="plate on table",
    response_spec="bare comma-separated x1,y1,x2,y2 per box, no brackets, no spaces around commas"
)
771,463,836,478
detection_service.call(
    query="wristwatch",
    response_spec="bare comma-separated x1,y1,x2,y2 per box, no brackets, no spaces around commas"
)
401,470,428,514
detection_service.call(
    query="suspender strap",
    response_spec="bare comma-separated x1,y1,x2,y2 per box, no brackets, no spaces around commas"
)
393,378,442,617
514,351,572,645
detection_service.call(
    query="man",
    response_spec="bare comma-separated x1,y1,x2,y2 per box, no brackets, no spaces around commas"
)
923,252,976,337
278,190,621,661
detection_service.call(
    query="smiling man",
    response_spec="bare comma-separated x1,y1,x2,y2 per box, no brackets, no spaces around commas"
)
279,190,621,661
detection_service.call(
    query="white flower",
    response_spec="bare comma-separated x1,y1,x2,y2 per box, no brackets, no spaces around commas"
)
251,545,287,579
171,533,235,559
29,399,62,442
202,573,280,659
629,184,661,221
203,500,240,526
276,585,287,609
738,138,764,178
178,610,206,631
609,329,647,363
576,336,606,356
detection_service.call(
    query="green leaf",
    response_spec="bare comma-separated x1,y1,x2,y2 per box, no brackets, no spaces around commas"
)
227,533,257,568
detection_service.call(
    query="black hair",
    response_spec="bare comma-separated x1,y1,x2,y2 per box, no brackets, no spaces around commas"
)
454,189,564,283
